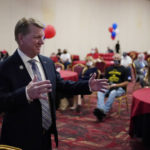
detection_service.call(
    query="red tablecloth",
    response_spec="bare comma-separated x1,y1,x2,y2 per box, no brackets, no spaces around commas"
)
131,88,150,118
72,60,86,66
129,88,150,136
59,70,78,81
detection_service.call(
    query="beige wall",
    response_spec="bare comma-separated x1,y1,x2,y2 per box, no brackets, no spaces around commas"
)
0,0,150,59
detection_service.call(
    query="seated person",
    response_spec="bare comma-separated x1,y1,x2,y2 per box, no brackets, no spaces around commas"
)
134,53,148,86
107,47,114,53
56,48,62,62
79,56,98,80
121,52,132,80
87,48,99,60
141,61,150,87
70,56,98,111
60,49,71,69
93,53,128,121
50,52,58,62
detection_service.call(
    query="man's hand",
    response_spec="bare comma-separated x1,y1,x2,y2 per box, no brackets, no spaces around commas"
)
89,73,108,93
109,84,116,89
27,76,52,100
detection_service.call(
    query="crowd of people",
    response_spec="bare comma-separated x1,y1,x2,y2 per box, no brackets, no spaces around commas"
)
50,45,150,119
50,49,72,69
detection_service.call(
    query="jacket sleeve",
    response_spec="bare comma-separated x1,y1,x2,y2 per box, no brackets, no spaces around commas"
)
55,71,91,95
0,73,28,113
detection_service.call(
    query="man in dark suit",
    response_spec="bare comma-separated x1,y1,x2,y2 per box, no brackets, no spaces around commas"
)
0,18,108,150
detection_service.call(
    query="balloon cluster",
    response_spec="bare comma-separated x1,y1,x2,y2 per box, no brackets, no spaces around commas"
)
108,23,119,40
44,25,56,39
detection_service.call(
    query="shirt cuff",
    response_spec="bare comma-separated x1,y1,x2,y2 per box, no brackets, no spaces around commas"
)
88,80,93,92
25,87,33,103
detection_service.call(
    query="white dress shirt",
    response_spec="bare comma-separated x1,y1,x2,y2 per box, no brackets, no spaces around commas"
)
17,48,46,101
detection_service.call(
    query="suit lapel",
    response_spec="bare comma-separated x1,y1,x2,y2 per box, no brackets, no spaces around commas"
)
38,55,53,82
11,50,32,85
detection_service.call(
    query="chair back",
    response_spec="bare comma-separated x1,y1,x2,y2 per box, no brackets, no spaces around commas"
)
82,67,88,76
95,61,106,74
128,51,138,62
147,56,150,63
130,63,136,81
115,84,129,116
0,145,22,150
55,62,65,71
72,63,85,75
71,55,80,61
97,69,101,79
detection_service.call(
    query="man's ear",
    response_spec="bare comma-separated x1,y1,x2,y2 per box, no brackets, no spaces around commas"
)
18,33,24,45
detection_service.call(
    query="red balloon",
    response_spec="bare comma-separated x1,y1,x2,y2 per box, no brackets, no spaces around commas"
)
44,25,56,39
111,36,115,40
108,27,113,33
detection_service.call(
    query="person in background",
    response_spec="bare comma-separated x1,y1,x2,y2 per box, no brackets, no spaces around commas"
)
70,56,98,111
93,53,129,122
0,51,4,62
87,48,99,60
0,50,9,62
141,61,150,87
56,48,62,62
2,50,9,59
115,40,120,53
107,47,114,53
134,53,148,87
50,52,58,63
60,49,71,69
0,17,108,150
121,52,132,80
79,56,98,80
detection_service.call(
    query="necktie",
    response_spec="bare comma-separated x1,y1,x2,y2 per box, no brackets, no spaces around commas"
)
28,59,52,130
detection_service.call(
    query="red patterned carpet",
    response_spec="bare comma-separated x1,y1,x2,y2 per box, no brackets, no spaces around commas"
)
53,82,149,150
0,82,148,150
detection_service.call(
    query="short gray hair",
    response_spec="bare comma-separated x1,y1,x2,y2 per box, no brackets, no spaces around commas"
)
138,53,145,59
14,17,44,42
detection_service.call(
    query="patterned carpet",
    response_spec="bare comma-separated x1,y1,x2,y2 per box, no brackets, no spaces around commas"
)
53,82,149,150
0,82,148,150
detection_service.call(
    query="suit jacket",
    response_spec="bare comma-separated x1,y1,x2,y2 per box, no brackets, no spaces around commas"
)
0,50,91,150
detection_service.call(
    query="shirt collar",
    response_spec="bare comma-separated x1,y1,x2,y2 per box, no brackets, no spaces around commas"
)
17,48,40,63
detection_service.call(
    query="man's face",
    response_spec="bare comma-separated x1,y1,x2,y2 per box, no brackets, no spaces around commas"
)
19,24,45,58
113,54,121,66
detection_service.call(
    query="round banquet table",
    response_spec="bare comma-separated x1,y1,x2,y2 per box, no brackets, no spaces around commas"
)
59,70,78,81
130,88,150,118
129,88,150,145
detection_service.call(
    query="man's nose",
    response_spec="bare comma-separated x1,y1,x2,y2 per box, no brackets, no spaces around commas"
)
39,38,44,45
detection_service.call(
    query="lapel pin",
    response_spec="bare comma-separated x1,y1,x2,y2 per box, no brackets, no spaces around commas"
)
19,65,24,70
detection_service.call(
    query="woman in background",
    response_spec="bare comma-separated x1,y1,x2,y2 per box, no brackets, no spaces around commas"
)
71,56,99,112
142,61,150,87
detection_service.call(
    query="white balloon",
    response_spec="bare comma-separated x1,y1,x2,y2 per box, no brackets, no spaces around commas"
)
115,29,119,34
